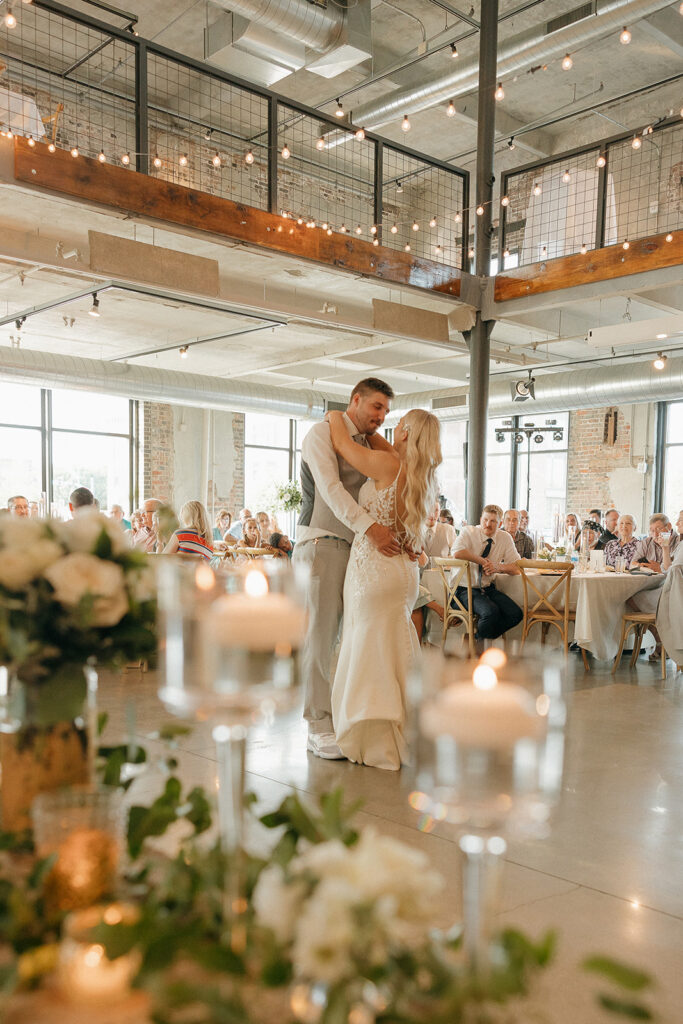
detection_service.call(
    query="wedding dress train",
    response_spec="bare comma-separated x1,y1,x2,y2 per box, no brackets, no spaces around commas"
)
331,471,419,770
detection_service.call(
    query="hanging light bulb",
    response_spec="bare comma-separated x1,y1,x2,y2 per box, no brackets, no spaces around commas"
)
446,99,456,117
476,204,484,216
179,345,189,359
280,143,290,160
334,98,344,118
533,182,541,196
396,181,403,193
296,215,304,225
507,137,515,150
316,136,325,151
355,127,365,140
434,244,442,255
622,239,630,250
401,114,411,133
404,243,411,252
244,149,254,165
306,218,315,228
468,247,474,259
121,151,130,165
153,154,162,168
4,129,12,139
494,82,505,101
98,150,106,163
412,220,419,231
372,237,379,246
340,223,347,233
70,145,79,158
355,224,362,235
562,169,571,182
450,42,458,57
326,228,332,236
370,224,377,234
620,26,631,44
321,221,329,230
429,215,437,227
597,154,606,168
580,242,587,254
631,134,641,149
501,195,509,207
88,293,100,318
178,153,187,167
48,142,56,153
390,223,398,234
454,212,462,223
653,353,667,370
503,248,510,258
665,233,673,242
27,136,35,147
561,53,573,71
4,7,17,28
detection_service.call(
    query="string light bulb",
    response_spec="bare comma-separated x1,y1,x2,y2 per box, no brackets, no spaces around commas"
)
533,182,541,196
495,82,504,101
316,136,325,151
179,345,189,358
153,154,162,168
340,223,347,233
507,137,515,150
4,7,17,28
476,204,484,216
70,145,79,158
434,244,442,255
98,150,106,163
326,228,332,236
631,134,641,149
562,169,571,182
321,222,328,230
372,237,379,246
334,98,344,118
468,247,474,259
401,114,411,133
597,154,606,168
665,233,673,242
412,220,419,231
355,224,362,235
355,127,365,140
446,99,456,117
454,211,462,223
244,149,254,164
561,53,573,70
390,223,398,234
27,136,35,147
370,224,377,234
503,248,510,258
450,43,458,57
88,294,100,318
501,195,509,207
296,216,304,225
121,151,130,165
48,142,56,153
429,215,437,227
280,144,290,160
622,239,630,250
580,242,587,254
404,243,411,251
653,353,667,370
179,153,188,166
620,26,631,44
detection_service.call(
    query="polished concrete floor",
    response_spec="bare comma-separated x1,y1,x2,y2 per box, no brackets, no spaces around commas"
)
100,654,683,1024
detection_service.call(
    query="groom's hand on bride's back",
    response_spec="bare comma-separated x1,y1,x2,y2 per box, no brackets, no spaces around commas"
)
366,523,402,556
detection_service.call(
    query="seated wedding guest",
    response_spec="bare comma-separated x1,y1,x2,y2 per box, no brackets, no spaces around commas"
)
603,514,639,568
519,509,529,534
241,516,262,549
589,507,602,525
423,504,457,562
133,498,162,552
596,508,619,549
228,507,252,540
662,510,683,570
268,531,294,558
69,486,95,517
153,504,180,552
256,511,273,543
633,513,679,571
565,512,581,548
163,500,213,560
213,508,232,541
504,508,533,558
438,508,455,526
29,501,40,518
269,512,282,534
110,504,131,530
453,504,522,642
7,495,30,518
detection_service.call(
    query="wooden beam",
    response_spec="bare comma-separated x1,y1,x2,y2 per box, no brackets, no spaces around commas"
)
494,233,683,303
13,139,462,299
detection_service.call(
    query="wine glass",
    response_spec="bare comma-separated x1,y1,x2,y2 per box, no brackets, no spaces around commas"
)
409,645,568,976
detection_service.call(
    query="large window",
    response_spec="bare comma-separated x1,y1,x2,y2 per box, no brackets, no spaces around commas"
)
661,401,683,517
487,417,513,512
439,420,467,522
0,382,136,515
514,414,569,539
244,413,315,537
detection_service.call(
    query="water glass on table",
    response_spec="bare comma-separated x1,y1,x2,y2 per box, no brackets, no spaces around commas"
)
614,555,626,573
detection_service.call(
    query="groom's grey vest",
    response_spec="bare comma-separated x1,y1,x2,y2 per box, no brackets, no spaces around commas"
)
298,426,368,544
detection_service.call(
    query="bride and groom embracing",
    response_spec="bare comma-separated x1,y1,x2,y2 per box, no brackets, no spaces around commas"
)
293,377,442,771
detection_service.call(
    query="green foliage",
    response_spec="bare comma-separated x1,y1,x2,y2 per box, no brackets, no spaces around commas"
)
260,786,361,865
585,956,655,1021
271,480,303,514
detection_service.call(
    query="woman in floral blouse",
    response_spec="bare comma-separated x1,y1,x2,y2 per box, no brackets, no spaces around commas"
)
603,513,639,568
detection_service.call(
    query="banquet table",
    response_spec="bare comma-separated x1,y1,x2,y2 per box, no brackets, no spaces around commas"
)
422,567,664,661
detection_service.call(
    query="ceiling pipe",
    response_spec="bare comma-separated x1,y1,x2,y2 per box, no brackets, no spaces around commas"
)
344,0,673,132
0,346,327,419
389,355,683,421
211,0,344,52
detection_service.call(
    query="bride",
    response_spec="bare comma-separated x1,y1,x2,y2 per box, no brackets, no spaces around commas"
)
326,408,442,770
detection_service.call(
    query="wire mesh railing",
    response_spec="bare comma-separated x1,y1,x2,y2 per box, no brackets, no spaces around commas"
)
500,118,683,268
0,0,468,269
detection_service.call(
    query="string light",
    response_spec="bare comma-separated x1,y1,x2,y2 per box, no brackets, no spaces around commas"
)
70,146,79,158
476,204,484,216
355,224,362,235
321,221,329,230
619,26,631,44
429,215,437,227
153,154,162,168
454,212,462,223
296,216,304,225
434,244,442,255
372,237,379,246
597,154,606,168
340,223,347,233
4,129,12,139
404,243,411,251
178,153,187,166
653,353,667,370
27,136,35,147
501,196,509,207
561,53,573,70
665,233,673,242
316,136,325,150
468,247,474,258
88,294,100,318
390,223,398,234
4,7,17,28
446,100,456,117
580,242,587,254
98,150,106,163
326,228,332,236
622,239,630,250
121,152,130,165
306,218,315,228
631,134,641,149
562,169,571,182
280,144,290,160
334,98,344,118
412,221,419,231
370,224,377,234
48,142,55,153
244,149,254,164
533,182,541,196
355,127,365,140
450,43,458,57
401,114,411,133
179,345,189,358
503,248,510,258
495,82,505,101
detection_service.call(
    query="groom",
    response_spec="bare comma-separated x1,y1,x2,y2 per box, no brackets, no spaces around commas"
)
294,377,401,759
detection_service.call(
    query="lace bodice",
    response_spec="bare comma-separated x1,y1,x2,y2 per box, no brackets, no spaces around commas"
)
359,471,401,531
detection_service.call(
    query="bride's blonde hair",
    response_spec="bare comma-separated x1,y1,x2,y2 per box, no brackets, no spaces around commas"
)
399,408,442,547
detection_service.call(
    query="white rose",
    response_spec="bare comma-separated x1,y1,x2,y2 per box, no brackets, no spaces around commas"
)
126,562,157,604
0,518,45,549
253,864,306,945
292,878,356,983
44,553,129,626
27,538,64,574
0,551,37,590
57,512,128,556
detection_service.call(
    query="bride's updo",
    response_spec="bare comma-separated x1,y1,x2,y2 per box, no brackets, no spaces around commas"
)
400,408,442,548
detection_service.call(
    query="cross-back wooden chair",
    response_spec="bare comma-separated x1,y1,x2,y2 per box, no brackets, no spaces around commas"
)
612,612,666,679
516,559,589,670
432,557,478,657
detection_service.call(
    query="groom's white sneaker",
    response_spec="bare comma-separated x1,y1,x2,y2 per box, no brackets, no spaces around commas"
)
307,732,346,760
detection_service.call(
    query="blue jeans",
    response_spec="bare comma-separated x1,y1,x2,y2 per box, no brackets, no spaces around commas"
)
454,583,523,640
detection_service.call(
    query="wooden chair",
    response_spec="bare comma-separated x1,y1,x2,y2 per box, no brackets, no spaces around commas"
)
516,559,590,670
612,612,666,679
432,557,478,658
233,546,275,560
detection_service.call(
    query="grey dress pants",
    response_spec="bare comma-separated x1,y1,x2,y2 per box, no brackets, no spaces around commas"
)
293,537,351,734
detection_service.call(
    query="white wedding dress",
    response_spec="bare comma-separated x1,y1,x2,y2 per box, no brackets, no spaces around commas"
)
331,469,419,770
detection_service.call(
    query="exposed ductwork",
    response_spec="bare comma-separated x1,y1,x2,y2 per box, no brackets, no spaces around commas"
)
0,347,326,419
347,0,673,131
390,356,683,421
212,0,344,52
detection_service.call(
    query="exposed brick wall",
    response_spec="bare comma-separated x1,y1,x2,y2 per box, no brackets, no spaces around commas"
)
142,402,174,503
566,406,633,518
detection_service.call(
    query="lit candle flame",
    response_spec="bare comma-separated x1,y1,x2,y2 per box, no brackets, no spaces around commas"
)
245,570,268,598
195,564,215,591
473,665,497,690
480,648,506,670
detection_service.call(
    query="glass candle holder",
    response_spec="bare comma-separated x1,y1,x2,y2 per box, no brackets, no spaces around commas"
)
58,902,141,1005
31,786,125,912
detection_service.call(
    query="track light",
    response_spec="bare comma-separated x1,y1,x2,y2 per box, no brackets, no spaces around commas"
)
153,154,162,168
401,114,411,132
280,143,290,160
446,100,456,117
501,196,509,207
70,146,79,158
561,53,573,70
88,294,100,318
316,136,325,151
121,152,130,165
179,345,189,359
212,151,222,166
450,43,458,57
653,353,667,370
512,372,536,402
562,169,571,182
631,134,641,149
179,153,188,166
495,82,504,101
203,128,213,142
597,154,606,168
619,26,631,44
355,127,365,140
14,316,26,329
334,99,344,118
244,149,254,165
97,150,106,163
507,137,515,150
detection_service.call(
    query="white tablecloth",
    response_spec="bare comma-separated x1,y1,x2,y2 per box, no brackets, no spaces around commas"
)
422,568,663,662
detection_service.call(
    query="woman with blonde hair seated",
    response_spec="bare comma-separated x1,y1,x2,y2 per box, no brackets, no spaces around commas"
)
163,500,214,560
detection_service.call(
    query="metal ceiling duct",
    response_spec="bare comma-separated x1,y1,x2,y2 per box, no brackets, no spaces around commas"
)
212,0,344,52
347,0,672,130
390,356,683,421
0,347,326,419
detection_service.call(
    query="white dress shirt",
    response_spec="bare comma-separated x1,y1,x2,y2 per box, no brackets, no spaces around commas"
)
423,522,456,561
297,413,375,543
454,524,519,588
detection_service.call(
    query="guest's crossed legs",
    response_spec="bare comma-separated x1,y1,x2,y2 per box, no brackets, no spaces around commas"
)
454,584,523,640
